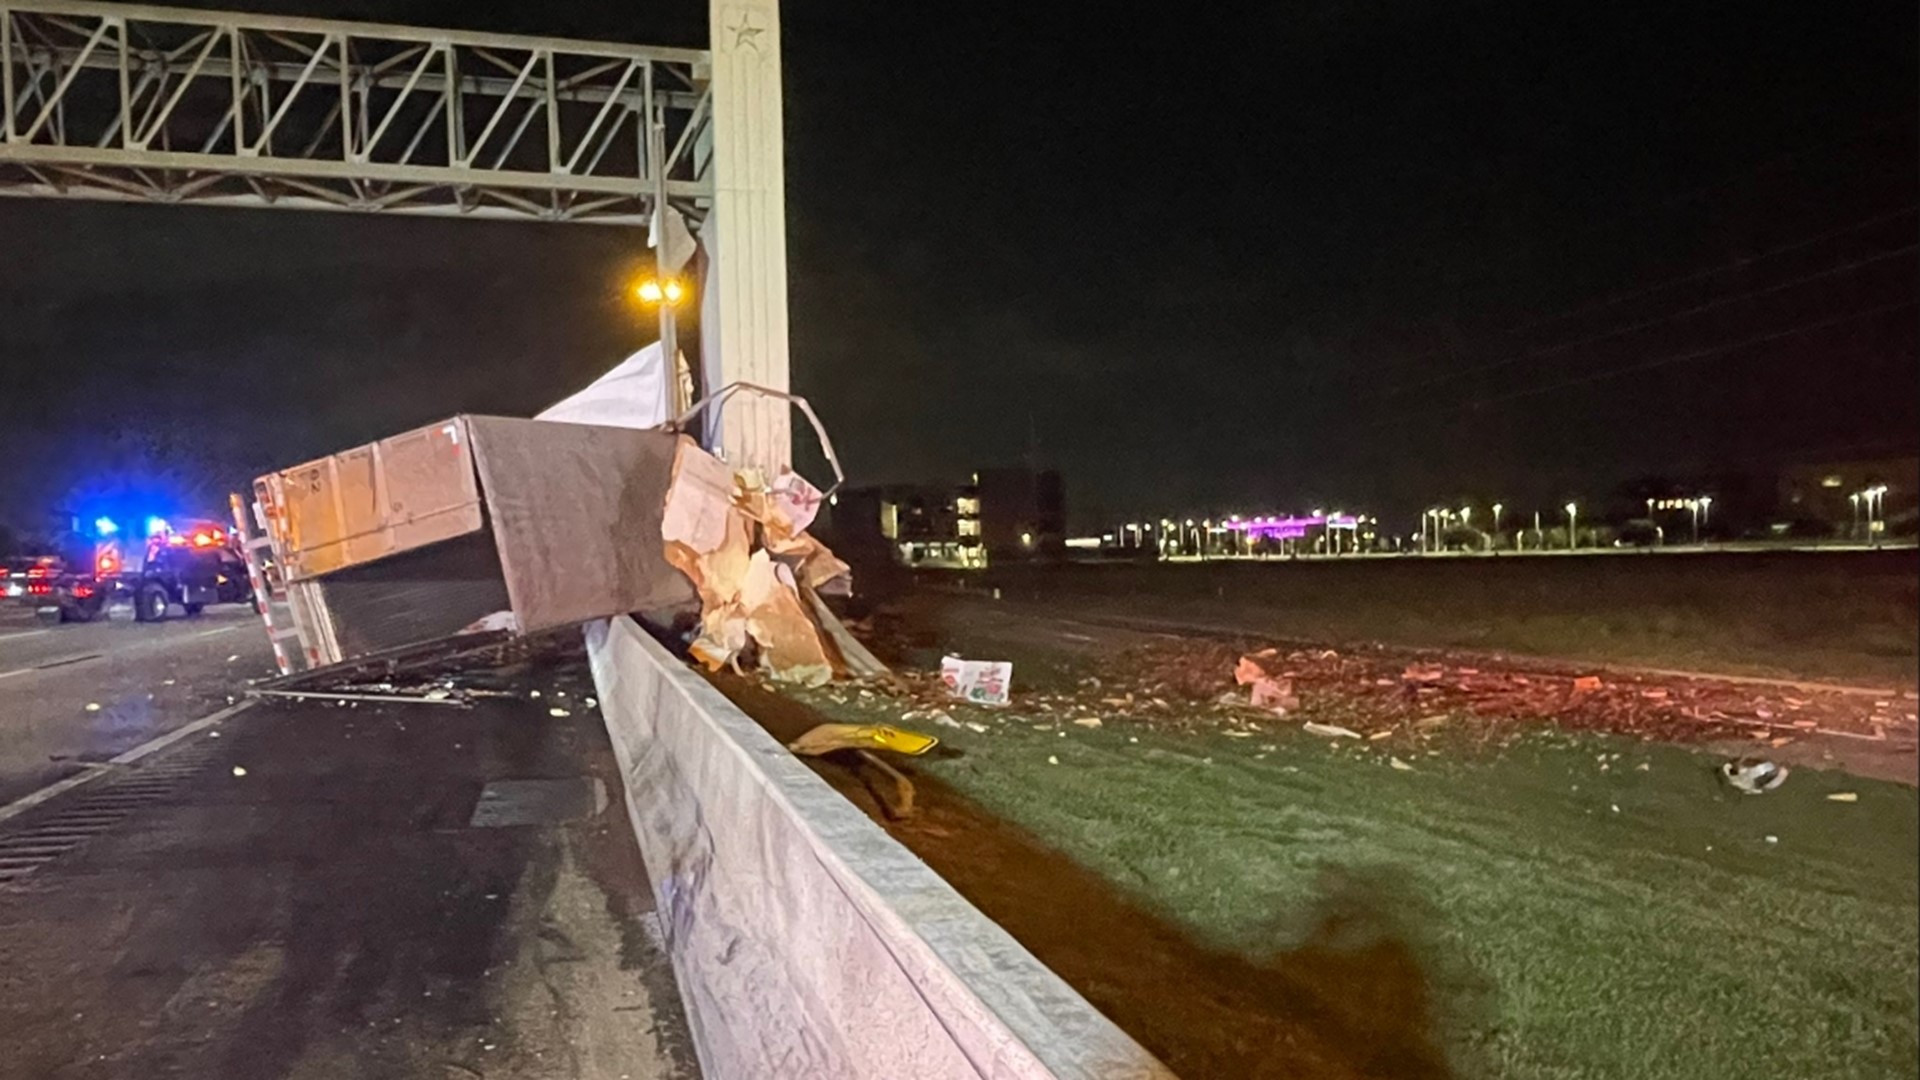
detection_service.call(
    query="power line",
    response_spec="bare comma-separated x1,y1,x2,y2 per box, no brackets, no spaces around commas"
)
1475,299,1916,408
1545,116,1913,245
1346,299,1915,437
1505,203,1918,335
1362,202,1916,378
1390,241,1918,395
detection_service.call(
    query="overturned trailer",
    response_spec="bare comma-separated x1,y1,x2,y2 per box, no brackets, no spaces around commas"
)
248,414,696,673
236,392,1171,1079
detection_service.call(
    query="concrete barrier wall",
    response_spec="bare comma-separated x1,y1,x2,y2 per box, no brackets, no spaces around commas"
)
585,615,1173,1079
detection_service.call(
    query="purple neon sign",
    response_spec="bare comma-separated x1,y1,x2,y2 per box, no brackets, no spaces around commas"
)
1223,514,1358,540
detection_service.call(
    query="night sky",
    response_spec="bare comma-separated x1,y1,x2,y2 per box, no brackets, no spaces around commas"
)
2,0,1915,535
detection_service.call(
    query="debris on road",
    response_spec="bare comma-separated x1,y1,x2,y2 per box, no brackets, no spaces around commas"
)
231,766,248,777
250,686,474,707
662,438,861,688
1303,722,1363,740
788,723,938,757
1826,792,1860,803
1389,756,1416,771
941,655,1013,705
1234,651,1299,714
894,627,1914,751
1401,663,1445,684
1720,758,1789,795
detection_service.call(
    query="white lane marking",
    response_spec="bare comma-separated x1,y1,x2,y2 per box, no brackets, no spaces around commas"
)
0,700,256,827
0,651,103,680
0,629,52,642
0,618,259,682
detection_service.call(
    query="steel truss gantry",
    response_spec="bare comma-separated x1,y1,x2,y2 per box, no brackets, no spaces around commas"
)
1,0,712,224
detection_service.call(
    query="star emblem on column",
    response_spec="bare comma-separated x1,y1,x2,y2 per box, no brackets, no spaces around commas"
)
725,8,768,53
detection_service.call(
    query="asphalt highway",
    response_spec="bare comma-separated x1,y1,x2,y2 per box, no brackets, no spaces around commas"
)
0,605,694,1078
0,603,272,805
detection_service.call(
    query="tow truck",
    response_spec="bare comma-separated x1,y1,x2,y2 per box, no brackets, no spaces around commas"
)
11,520,252,624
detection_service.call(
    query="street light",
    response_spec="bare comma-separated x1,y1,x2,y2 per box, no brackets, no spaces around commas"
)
1564,502,1578,550
1866,485,1888,540
1851,492,1863,540
635,274,690,412
635,278,685,305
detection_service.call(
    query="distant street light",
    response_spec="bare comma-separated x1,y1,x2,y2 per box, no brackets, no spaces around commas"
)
1865,485,1888,541
1492,502,1504,538
1851,492,1863,540
1564,502,1578,550
1687,496,1713,544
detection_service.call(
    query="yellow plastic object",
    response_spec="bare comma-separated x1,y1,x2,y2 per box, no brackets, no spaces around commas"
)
788,723,939,758
867,724,938,756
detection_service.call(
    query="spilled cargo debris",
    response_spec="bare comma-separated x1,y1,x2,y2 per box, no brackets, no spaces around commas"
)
1720,758,1789,794
1234,650,1299,714
662,437,861,687
940,655,1013,705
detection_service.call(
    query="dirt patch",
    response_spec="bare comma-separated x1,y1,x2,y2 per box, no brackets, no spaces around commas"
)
863,594,1920,785
708,673,1475,1080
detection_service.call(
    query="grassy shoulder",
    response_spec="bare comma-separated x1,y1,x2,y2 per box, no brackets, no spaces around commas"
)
962,549,1920,686
781,621,1919,1079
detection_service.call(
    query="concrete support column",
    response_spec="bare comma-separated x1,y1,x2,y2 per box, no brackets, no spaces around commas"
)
708,0,791,473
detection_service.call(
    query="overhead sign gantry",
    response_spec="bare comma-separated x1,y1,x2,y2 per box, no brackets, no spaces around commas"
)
1,0,792,468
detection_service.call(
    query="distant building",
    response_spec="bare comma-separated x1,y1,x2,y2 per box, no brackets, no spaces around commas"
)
973,467,1066,562
1777,456,1918,536
831,479,985,570
830,467,1066,570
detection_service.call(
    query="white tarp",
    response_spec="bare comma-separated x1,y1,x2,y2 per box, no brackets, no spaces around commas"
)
536,343,672,429
585,615,1174,1080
